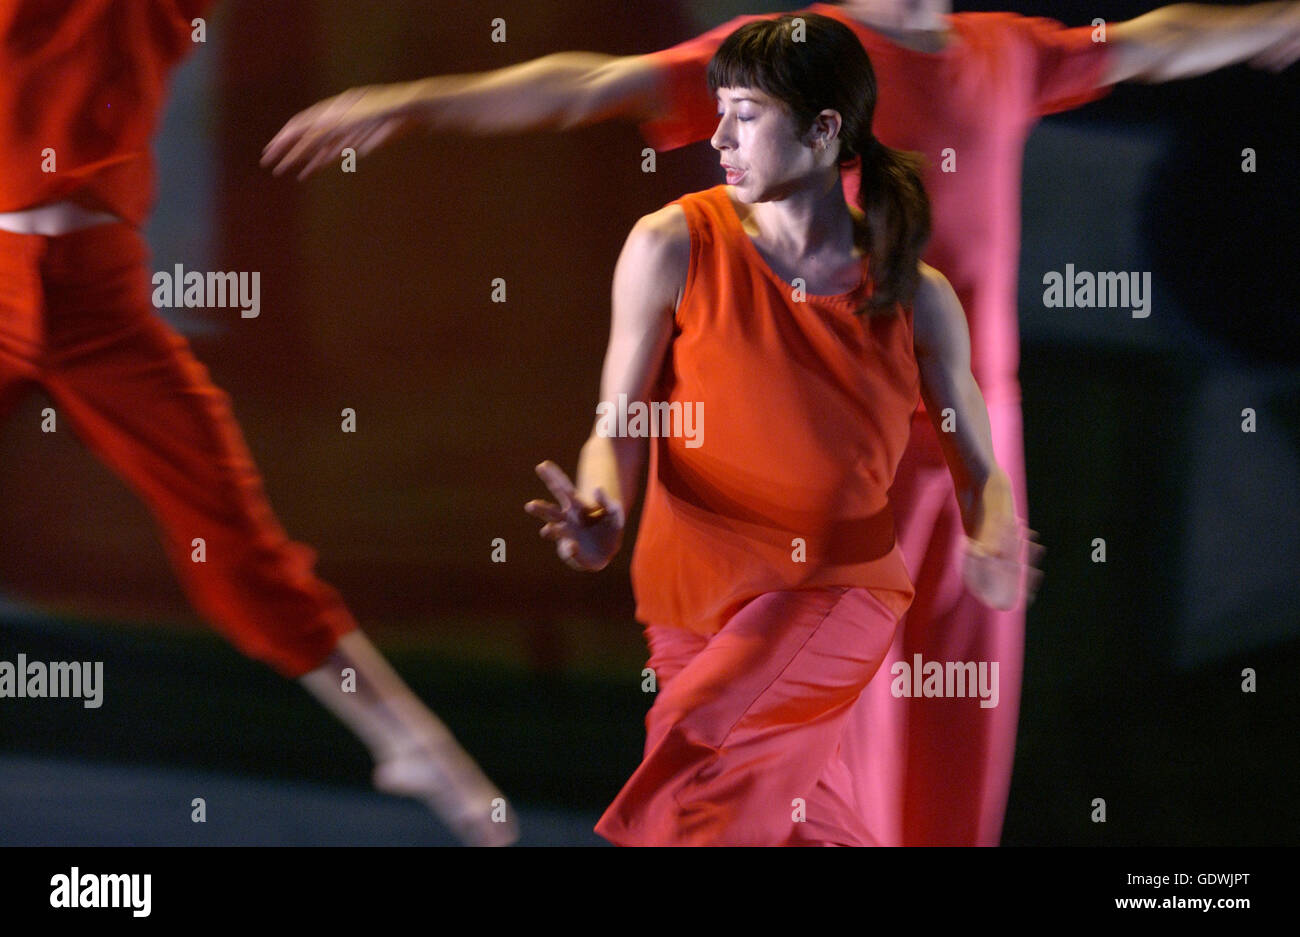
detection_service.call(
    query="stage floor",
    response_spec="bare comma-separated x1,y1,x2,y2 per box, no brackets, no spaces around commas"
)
0,753,604,847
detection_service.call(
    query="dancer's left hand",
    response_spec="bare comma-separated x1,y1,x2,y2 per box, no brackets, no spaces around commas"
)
961,471,1044,610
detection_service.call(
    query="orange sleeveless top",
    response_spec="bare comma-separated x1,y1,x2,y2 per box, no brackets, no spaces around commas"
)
629,185,920,636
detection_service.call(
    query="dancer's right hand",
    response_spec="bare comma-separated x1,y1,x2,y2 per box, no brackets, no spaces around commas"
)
262,83,425,179
525,461,624,571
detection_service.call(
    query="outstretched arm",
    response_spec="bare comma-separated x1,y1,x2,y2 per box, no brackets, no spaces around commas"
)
912,264,1039,610
262,53,663,178
525,205,688,571
1107,1,1300,83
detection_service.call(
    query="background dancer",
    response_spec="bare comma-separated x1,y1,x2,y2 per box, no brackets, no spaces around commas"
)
0,0,514,846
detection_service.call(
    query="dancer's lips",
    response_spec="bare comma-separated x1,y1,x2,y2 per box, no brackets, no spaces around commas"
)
722,164,746,184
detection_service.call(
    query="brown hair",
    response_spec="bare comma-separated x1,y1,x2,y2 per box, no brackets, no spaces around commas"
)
707,13,932,313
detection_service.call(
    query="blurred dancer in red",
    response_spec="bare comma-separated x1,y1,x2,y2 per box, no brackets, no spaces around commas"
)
0,0,515,846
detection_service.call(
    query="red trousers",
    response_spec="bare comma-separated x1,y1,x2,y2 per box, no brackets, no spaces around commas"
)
596,587,901,846
841,402,1029,846
0,222,354,677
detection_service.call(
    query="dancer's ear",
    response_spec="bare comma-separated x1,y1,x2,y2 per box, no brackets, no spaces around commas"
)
806,109,843,153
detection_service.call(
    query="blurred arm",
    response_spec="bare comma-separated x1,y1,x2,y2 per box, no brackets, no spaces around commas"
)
1107,1,1300,83
262,53,668,176
411,52,665,133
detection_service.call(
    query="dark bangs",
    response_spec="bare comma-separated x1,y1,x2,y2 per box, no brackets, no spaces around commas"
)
706,15,875,145
707,17,815,125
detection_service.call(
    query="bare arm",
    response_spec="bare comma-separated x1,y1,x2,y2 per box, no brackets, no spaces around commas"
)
913,264,1034,609
576,205,686,511
913,264,1000,524
415,53,663,133
526,205,688,571
263,53,664,178
1106,1,1300,84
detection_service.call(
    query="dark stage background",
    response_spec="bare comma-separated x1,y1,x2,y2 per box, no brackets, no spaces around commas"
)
0,0,1296,845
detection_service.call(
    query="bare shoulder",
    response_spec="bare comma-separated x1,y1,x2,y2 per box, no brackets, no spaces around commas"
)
915,261,958,308
912,262,969,358
629,204,689,249
621,204,691,279
612,204,691,312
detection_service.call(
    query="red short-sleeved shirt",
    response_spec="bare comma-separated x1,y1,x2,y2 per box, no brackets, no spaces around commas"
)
0,0,212,226
641,5,1115,406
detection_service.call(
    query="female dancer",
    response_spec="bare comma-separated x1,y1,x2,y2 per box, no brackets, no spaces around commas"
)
0,0,512,846
525,14,1029,845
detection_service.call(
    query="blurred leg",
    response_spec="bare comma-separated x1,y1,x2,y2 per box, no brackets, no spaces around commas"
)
306,631,519,846
900,403,1027,846
842,407,1028,846
38,222,354,676
36,222,515,844
837,427,954,846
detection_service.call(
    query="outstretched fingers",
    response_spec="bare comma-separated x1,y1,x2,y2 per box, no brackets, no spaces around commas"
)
263,89,364,162
263,91,375,176
534,461,579,515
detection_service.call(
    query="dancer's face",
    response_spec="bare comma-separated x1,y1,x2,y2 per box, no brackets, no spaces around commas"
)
711,87,829,203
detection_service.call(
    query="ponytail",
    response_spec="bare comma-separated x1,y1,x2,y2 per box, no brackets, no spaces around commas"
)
849,134,931,315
